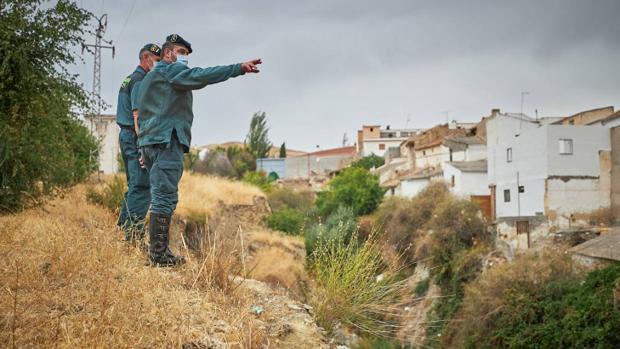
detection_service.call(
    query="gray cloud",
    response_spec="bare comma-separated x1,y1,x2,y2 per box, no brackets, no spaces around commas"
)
74,0,620,151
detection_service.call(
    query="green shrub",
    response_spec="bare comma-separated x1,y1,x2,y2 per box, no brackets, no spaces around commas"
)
441,256,620,349
0,1,98,212
350,154,385,170
266,208,305,235
316,167,384,218
267,187,314,212
242,171,273,192
86,176,127,213
309,229,404,336
305,206,358,258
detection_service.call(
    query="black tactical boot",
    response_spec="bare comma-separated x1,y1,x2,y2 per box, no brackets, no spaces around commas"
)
148,213,185,267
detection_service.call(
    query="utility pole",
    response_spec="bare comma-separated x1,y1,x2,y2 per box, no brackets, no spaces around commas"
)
82,14,115,132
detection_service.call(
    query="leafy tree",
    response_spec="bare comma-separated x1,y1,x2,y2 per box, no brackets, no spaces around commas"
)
0,0,98,211
316,167,385,217
245,111,272,159
279,142,286,158
351,154,385,170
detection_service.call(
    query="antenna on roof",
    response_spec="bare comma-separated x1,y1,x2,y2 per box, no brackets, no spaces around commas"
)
519,91,529,133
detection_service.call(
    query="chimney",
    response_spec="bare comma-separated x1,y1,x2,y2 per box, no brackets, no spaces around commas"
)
491,108,500,117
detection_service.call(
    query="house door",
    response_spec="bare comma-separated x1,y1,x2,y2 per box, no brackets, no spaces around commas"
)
471,195,492,221
516,220,530,249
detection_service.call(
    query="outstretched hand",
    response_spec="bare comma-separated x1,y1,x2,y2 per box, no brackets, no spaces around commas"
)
241,59,262,73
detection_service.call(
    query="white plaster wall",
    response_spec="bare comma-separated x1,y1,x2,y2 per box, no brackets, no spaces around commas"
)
486,115,540,185
363,139,405,157
415,145,451,169
495,177,546,218
466,144,487,161
398,178,430,198
546,125,611,176
443,164,489,197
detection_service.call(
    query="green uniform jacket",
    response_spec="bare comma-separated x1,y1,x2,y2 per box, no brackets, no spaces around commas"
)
136,60,245,151
116,66,146,126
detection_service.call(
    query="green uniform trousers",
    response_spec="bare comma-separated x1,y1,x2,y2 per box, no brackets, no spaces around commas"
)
117,128,151,239
141,131,184,216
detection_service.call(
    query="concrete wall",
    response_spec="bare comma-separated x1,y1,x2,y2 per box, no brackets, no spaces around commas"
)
85,116,119,174
285,154,353,179
256,158,286,178
545,177,609,228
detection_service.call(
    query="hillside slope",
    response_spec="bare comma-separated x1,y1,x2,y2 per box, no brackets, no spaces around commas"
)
0,179,326,348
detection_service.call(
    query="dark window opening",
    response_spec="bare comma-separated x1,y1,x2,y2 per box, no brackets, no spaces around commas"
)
504,189,511,202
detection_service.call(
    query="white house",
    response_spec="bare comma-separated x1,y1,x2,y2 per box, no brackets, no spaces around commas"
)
487,108,619,250
84,114,119,174
443,160,489,196
356,125,422,157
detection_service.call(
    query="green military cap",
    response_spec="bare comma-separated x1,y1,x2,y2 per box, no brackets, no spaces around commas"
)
143,43,161,57
165,34,192,53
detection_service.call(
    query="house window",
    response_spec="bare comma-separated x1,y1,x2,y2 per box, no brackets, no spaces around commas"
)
506,148,513,163
370,127,374,132
451,175,455,187
379,144,385,150
422,150,426,156
504,189,511,202
559,139,573,155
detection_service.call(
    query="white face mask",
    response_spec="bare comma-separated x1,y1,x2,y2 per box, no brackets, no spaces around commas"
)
176,55,189,66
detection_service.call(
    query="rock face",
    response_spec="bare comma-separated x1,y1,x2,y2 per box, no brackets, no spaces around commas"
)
232,277,329,349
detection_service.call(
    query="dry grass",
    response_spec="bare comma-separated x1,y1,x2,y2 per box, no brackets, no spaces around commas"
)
176,172,264,219
0,181,313,348
246,229,308,298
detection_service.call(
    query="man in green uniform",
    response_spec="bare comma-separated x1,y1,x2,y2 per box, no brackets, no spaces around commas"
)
137,34,261,266
116,43,161,243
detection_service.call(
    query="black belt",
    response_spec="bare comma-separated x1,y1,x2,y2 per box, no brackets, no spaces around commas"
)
119,125,136,133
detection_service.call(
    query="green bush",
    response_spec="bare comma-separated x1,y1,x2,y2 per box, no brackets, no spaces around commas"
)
242,171,274,192
266,208,305,235
0,1,98,212
351,154,385,170
86,176,127,213
305,206,358,258
441,256,620,349
316,167,384,218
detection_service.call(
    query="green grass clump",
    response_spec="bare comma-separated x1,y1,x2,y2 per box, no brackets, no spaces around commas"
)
309,228,405,336
86,175,127,213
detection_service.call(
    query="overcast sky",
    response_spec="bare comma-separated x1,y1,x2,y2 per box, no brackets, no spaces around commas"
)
73,0,620,152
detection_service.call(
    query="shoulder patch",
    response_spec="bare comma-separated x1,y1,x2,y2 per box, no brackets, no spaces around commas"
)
120,76,132,89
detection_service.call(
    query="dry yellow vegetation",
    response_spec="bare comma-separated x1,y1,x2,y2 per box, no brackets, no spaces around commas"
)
0,178,325,348
177,172,264,218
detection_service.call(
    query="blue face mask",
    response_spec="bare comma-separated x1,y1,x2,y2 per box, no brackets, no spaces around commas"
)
176,55,189,66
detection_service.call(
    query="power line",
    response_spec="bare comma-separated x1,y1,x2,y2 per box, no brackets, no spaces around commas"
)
115,0,137,42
